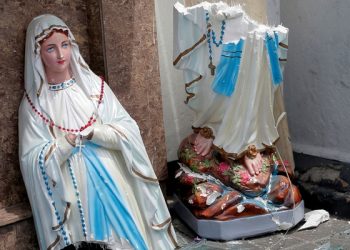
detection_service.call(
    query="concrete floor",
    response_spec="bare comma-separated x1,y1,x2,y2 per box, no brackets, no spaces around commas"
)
171,206,350,250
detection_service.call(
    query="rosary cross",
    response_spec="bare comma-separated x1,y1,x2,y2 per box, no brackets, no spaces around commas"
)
208,62,216,75
75,135,85,154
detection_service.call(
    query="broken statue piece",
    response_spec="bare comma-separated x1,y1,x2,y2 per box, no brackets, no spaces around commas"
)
173,2,303,224
298,210,330,231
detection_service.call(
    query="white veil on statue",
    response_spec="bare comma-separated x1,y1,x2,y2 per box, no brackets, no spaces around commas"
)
24,14,100,108
19,14,177,250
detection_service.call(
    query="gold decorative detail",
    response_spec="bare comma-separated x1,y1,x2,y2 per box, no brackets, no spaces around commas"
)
184,75,202,104
52,203,71,231
246,145,258,159
212,144,237,159
51,223,60,231
184,89,195,104
185,75,202,89
65,134,75,147
37,77,44,97
200,127,214,139
192,127,200,134
90,94,101,101
34,42,39,54
279,42,288,49
167,223,180,249
49,125,56,139
86,130,94,141
262,142,278,154
107,124,127,140
173,34,206,66
192,126,214,139
131,167,158,183
45,144,57,163
47,235,60,250
35,25,68,41
213,138,280,161
151,217,171,229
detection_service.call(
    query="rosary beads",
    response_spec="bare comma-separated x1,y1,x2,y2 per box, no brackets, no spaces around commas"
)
205,11,226,75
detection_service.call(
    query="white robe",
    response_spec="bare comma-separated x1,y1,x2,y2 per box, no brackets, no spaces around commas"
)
173,2,288,157
19,79,177,249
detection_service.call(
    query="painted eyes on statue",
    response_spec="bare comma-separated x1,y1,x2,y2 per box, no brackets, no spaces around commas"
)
46,47,54,53
62,42,70,48
46,42,70,53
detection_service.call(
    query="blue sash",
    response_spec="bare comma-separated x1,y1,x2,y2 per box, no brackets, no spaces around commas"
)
73,142,147,250
266,32,283,85
212,39,244,96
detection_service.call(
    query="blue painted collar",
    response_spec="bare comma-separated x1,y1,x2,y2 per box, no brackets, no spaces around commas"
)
48,78,76,91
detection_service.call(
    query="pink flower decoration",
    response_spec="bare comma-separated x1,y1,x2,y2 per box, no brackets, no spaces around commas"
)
240,171,251,184
218,162,230,173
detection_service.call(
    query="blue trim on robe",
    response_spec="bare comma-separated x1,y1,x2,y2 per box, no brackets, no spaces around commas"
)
266,32,283,85
72,142,147,250
211,39,244,96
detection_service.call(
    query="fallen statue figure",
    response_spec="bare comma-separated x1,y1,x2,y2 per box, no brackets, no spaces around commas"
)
174,134,302,221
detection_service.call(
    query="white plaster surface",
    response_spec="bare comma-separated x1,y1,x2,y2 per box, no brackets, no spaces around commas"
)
281,0,350,162
155,0,194,161
155,0,282,162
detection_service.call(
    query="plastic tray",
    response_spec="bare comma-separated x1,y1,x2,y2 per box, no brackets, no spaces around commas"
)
173,195,305,241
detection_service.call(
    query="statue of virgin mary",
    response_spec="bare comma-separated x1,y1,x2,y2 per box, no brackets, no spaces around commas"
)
19,14,177,250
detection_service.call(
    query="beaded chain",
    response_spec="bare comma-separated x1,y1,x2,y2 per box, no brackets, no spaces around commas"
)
67,159,87,238
205,12,226,75
25,77,104,133
39,142,70,246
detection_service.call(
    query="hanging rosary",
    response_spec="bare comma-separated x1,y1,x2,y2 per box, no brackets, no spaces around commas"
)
25,76,104,133
205,11,226,76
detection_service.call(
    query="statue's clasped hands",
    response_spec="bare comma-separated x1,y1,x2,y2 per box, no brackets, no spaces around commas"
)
65,127,94,147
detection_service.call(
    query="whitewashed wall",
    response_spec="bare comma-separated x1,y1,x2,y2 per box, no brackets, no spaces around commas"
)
281,0,350,163
267,0,280,25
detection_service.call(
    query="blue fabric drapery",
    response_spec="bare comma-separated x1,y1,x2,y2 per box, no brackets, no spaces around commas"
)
72,142,147,250
211,39,244,96
266,32,283,85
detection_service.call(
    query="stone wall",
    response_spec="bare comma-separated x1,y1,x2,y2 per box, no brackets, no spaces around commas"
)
0,219,38,249
101,0,167,179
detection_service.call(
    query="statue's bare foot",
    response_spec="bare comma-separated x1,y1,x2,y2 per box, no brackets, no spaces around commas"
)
244,152,263,176
194,133,213,156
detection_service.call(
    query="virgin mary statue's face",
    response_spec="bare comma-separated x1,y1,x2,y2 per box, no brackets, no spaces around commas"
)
40,31,72,78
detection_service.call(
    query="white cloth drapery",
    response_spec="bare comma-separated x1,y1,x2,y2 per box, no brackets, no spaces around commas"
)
173,2,288,157
19,14,177,250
